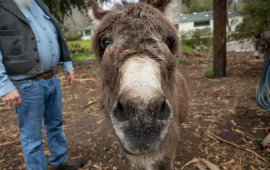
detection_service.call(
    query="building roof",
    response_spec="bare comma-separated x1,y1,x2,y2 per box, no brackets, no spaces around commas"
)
82,25,96,31
173,11,241,24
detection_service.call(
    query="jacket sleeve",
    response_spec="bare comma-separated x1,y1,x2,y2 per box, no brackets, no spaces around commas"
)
0,50,16,97
59,61,74,72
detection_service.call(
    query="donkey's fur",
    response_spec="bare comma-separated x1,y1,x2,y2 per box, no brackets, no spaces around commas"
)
85,1,189,169
252,31,270,61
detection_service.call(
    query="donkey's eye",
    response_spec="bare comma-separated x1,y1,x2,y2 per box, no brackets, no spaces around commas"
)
164,37,176,53
101,38,112,50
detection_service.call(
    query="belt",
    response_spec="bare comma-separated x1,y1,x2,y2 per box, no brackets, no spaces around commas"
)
10,71,55,82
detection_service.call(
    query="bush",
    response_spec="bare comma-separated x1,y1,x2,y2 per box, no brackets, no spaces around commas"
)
191,27,212,46
71,52,84,60
66,31,81,41
88,69,100,77
177,56,187,64
73,43,81,49
204,66,214,78
198,58,207,64
80,48,90,54
180,27,213,52
181,43,193,51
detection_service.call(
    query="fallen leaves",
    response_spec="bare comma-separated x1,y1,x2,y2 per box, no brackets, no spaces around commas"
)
60,78,99,84
204,131,270,165
213,86,226,92
83,98,100,108
181,158,220,170
0,139,20,147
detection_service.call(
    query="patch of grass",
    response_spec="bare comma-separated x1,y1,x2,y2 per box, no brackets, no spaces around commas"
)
204,66,214,78
88,69,100,77
71,52,84,60
85,54,95,60
67,40,91,49
177,56,187,64
181,43,193,51
198,58,207,64
67,40,95,60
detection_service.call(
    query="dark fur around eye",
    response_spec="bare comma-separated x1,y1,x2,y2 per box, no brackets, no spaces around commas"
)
101,37,112,50
164,36,177,54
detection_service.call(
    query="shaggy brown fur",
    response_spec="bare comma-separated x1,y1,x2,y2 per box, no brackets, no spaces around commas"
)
252,30,270,61
85,1,189,169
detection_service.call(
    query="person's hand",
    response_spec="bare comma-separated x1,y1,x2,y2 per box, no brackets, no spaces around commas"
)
2,89,22,107
64,70,75,84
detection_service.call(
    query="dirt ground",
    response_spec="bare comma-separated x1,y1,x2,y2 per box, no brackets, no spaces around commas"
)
0,52,270,170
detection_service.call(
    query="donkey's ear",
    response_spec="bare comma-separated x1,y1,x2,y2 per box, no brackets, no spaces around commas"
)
140,0,180,23
85,0,109,25
251,31,261,38
259,31,264,38
140,0,172,12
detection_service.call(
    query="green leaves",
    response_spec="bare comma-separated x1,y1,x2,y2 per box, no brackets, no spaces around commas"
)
43,0,192,25
43,0,110,24
187,0,213,13
232,0,270,40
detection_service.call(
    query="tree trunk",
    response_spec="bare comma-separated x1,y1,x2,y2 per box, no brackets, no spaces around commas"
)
213,0,227,78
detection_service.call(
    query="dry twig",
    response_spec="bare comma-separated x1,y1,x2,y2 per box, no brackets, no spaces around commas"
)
0,139,20,147
204,131,270,165
83,98,100,108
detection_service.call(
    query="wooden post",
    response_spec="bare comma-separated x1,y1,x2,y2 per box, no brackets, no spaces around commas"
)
213,0,227,78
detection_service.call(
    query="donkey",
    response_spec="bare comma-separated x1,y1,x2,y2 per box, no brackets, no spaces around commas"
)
85,0,189,169
252,31,270,61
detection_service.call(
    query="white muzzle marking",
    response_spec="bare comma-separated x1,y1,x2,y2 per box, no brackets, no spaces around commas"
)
119,57,162,103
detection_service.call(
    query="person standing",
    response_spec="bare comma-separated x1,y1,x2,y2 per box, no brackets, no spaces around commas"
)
0,0,83,169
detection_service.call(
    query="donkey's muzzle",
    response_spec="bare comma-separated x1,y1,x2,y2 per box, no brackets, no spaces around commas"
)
112,95,172,122
110,95,173,155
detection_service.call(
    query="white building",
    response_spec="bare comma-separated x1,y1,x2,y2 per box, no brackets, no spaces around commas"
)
81,25,96,40
173,11,243,32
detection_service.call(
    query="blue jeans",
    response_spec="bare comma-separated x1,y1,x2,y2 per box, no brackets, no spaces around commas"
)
13,76,68,170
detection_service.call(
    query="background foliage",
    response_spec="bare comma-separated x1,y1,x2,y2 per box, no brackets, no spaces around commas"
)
43,0,191,24
232,0,270,40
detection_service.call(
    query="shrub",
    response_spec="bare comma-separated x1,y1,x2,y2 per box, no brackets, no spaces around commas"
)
198,58,207,64
66,31,81,41
69,43,81,51
190,27,212,46
80,48,90,54
88,69,100,77
181,43,193,51
71,52,84,60
180,27,213,52
204,66,214,78
177,56,187,64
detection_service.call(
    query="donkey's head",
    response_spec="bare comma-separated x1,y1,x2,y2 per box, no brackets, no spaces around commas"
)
252,31,269,59
86,0,180,155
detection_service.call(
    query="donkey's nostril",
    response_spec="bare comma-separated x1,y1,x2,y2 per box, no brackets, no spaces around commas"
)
112,99,129,122
157,100,172,120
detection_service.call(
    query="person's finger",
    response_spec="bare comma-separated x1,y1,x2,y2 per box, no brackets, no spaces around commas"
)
65,72,69,80
3,99,8,106
66,72,72,84
69,73,72,84
11,99,17,107
17,96,22,107
7,100,13,107
70,72,74,84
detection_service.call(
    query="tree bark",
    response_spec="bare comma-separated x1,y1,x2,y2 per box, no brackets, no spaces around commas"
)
213,0,227,78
